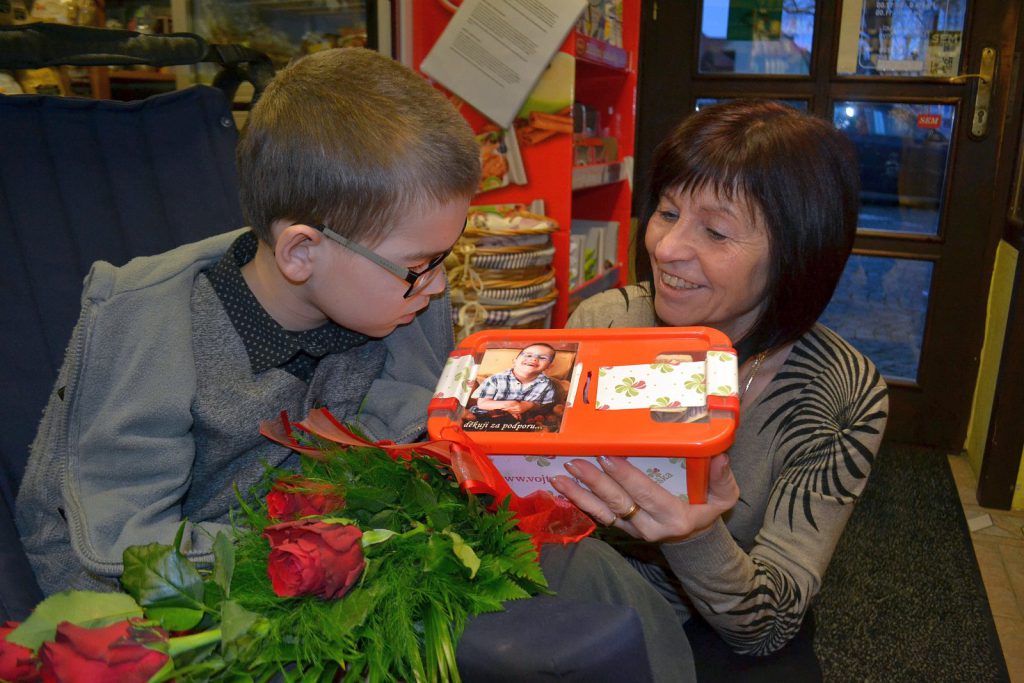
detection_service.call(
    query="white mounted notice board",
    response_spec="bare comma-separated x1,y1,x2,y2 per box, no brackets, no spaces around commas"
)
420,0,585,128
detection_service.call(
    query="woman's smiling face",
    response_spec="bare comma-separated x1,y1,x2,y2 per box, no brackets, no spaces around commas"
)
645,185,771,344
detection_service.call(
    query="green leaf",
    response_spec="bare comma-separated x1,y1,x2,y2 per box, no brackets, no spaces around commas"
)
6,590,143,649
221,600,268,664
222,601,266,642
203,576,226,614
367,509,403,530
361,528,398,546
149,606,204,631
427,506,452,531
343,488,391,514
422,602,458,682
331,586,378,636
213,531,235,598
173,519,188,551
299,663,327,682
402,475,437,516
446,531,480,579
121,543,205,631
317,515,358,526
423,534,459,574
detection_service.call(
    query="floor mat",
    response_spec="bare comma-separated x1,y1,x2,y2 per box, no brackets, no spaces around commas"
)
814,442,1010,682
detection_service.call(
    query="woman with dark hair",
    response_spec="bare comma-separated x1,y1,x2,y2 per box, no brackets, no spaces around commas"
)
551,100,889,676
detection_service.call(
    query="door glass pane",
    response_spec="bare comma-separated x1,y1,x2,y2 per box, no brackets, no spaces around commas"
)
834,101,954,235
836,0,968,77
698,0,815,75
820,255,932,381
696,97,808,110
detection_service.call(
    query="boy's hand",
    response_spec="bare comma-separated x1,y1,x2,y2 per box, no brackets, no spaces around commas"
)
502,401,524,418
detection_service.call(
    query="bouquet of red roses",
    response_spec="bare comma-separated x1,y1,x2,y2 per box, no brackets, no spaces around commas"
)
0,425,549,682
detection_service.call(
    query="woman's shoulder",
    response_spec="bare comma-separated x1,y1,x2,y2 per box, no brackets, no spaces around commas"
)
790,323,885,385
566,284,656,329
764,323,888,424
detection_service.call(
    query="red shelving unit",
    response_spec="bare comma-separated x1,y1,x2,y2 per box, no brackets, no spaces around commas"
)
404,0,640,328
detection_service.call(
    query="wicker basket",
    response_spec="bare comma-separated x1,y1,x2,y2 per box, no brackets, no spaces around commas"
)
448,204,561,341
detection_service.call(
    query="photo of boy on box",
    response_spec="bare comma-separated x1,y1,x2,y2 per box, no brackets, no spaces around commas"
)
465,343,562,432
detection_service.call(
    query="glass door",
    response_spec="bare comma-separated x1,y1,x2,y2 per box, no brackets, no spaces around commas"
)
638,0,1021,448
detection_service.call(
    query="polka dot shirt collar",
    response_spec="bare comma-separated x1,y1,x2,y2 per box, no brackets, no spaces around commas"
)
205,231,369,379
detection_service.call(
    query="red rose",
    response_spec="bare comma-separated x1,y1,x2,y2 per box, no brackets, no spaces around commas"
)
263,520,365,600
266,477,345,520
0,621,40,682
38,620,168,683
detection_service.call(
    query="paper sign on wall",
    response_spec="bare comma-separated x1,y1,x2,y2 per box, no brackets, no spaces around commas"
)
420,0,586,129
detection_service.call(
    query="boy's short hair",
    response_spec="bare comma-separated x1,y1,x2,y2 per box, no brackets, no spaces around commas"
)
237,48,481,245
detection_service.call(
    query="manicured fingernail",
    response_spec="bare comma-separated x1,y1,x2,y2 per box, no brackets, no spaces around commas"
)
597,455,616,470
564,462,581,477
551,475,571,490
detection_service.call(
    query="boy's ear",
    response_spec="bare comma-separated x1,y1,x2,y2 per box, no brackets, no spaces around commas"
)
273,224,323,282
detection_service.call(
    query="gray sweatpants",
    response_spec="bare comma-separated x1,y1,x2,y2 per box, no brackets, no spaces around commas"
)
541,538,697,683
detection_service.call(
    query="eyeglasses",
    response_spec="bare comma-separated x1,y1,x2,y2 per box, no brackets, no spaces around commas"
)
314,221,464,298
519,352,554,362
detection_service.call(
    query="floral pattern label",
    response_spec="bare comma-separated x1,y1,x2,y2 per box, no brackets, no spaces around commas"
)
706,349,739,398
593,352,738,410
433,355,478,406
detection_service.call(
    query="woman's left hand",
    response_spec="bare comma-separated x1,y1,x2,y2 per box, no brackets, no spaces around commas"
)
550,454,740,542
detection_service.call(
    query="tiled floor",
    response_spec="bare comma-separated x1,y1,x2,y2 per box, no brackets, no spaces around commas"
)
948,454,1024,682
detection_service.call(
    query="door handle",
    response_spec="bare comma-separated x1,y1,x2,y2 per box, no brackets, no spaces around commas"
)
948,47,996,137
948,73,989,85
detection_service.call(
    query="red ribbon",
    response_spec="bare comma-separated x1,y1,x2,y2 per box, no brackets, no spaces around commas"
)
259,408,595,548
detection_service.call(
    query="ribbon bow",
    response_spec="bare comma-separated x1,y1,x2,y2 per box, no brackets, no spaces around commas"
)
260,408,595,549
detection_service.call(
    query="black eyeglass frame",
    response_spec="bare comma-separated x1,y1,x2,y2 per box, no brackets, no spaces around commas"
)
313,221,465,298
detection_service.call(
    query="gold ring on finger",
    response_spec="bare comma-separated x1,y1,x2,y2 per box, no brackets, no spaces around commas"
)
619,502,641,522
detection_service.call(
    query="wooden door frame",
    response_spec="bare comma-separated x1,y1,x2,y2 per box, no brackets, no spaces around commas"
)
636,0,1022,449
978,248,1024,508
977,9,1024,508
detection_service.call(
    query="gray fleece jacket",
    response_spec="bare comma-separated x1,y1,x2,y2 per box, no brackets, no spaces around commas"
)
16,229,454,594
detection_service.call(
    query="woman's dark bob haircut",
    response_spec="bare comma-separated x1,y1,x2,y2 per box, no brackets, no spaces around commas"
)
635,99,860,358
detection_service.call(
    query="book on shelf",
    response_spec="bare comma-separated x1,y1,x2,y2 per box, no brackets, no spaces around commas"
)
571,218,619,282
568,235,584,289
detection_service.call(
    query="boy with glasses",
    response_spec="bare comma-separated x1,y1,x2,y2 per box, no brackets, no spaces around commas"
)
471,343,559,421
17,48,479,594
